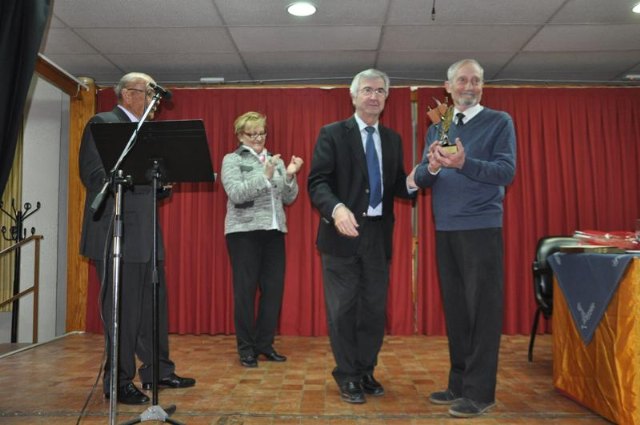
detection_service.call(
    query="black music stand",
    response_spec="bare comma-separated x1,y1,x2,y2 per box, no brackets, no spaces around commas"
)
92,119,214,424
93,120,215,185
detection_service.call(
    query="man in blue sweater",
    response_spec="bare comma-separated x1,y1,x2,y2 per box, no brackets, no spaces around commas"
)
413,59,516,418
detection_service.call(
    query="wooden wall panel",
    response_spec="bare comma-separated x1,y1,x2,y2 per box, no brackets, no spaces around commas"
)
65,77,95,331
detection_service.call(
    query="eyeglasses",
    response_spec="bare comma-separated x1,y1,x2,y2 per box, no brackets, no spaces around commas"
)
454,76,483,86
360,87,387,97
243,132,267,140
125,87,155,97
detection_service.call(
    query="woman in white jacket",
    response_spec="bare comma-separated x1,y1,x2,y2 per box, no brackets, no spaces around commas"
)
221,111,303,368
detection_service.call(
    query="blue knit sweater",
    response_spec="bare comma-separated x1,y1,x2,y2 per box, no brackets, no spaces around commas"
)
414,107,516,231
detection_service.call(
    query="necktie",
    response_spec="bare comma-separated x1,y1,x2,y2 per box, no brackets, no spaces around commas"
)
456,112,465,127
365,126,382,208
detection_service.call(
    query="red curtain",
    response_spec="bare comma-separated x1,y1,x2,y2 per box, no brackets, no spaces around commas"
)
415,86,640,335
85,87,416,336
86,86,640,336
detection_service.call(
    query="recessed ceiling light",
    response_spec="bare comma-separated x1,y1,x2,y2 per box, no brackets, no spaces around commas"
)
633,2,640,13
287,2,316,17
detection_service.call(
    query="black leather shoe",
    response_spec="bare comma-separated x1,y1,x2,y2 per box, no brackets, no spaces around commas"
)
240,354,258,367
105,382,150,405
340,380,366,404
142,373,196,390
361,373,384,396
259,350,287,362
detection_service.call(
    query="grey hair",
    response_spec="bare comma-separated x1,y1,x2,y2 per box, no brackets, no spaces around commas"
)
447,59,484,83
114,72,155,100
349,69,390,98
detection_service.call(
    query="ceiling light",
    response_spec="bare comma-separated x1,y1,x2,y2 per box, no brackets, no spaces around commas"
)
287,2,316,17
623,74,640,80
200,77,225,84
634,2,640,13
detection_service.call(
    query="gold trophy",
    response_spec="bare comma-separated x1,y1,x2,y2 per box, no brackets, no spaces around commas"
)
427,98,458,154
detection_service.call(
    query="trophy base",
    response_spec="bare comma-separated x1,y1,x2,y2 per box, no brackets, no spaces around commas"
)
441,145,458,154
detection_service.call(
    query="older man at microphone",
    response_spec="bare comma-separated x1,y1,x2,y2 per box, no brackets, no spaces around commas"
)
79,72,195,405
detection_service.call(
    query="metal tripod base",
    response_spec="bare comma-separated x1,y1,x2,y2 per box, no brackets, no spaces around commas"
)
120,404,183,425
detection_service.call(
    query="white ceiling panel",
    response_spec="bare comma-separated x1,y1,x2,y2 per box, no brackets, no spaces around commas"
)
250,69,366,82
525,24,640,51
381,25,539,52
48,15,66,29
42,28,99,55
497,69,627,82
44,53,122,77
53,0,223,28
133,54,252,84
378,51,516,81
75,28,236,54
499,51,640,81
550,0,640,24
229,26,382,52
107,53,245,74
244,51,376,75
42,0,640,85
388,0,566,24
160,71,252,83
626,63,640,75
216,0,389,25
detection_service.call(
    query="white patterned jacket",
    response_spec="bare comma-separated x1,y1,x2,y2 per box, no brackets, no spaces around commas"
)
221,145,298,235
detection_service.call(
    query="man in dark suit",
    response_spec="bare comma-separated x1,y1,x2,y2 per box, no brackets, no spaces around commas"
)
79,72,195,405
308,69,417,404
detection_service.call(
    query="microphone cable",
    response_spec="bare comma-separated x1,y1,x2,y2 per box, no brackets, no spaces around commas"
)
75,207,115,424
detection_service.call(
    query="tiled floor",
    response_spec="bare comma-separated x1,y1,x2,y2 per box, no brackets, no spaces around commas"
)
0,333,610,424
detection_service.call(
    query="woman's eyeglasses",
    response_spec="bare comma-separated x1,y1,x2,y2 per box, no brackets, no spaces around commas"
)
243,132,267,140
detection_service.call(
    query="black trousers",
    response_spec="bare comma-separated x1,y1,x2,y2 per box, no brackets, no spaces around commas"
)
96,259,175,392
435,228,504,404
226,230,285,356
321,220,389,386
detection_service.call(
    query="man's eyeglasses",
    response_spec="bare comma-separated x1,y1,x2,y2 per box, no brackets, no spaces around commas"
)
243,132,267,140
125,87,155,97
360,87,387,97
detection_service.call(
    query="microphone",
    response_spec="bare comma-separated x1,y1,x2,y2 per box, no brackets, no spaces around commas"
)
149,82,172,100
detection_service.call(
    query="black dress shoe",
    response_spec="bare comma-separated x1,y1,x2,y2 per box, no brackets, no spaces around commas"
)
258,350,287,362
340,380,366,404
142,373,196,390
361,373,384,396
240,354,258,367
105,382,149,405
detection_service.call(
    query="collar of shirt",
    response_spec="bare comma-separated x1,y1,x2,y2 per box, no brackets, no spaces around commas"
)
354,113,379,135
241,145,269,162
454,104,484,124
117,104,139,122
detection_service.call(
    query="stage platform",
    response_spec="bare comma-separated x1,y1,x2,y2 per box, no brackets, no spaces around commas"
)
0,333,608,424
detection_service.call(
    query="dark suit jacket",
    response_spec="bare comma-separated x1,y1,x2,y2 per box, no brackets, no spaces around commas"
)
308,116,415,259
79,106,166,262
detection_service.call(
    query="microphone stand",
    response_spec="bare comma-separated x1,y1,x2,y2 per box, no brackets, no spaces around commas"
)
121,95,183,425
90,91,168,425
